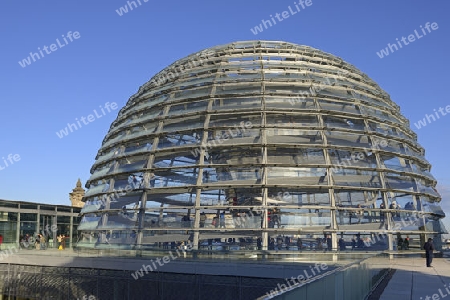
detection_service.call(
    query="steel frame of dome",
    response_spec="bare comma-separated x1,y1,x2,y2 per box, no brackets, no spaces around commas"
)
78,40,445,252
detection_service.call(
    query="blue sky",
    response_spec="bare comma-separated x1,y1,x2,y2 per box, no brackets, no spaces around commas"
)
0,0,449,226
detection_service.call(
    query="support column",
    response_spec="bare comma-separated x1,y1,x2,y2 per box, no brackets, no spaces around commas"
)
69,213,74,249
331,232,337,252
388,233,394,260
136,193,148,252
193,188,202,251
36,205,40,238
52,215,57,249
16,212,21,248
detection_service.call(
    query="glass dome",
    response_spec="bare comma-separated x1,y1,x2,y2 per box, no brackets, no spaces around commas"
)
78,40,444,252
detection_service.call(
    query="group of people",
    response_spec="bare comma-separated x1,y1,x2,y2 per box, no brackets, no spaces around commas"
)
211,212,226,228
268,236,306,251
35,234,46,250
17,233,66,250
19,233,47,250
57,234,66,250
397,236,410,250
351,235,367,250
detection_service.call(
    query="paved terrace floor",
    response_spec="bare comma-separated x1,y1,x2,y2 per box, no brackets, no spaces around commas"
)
2,248,450,299
379,255,450,300
0,248,345,280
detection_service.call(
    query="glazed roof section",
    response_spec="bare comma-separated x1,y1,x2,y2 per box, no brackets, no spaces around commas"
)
116,40,399,120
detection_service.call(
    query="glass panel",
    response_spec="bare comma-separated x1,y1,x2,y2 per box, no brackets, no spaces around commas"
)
171,76,213,90
209,114,259,128
228,209,262,229
20,221,36,236
168,100,208,116
335,208,382,226
317,86,349,100
198,189,228,206
121,102,163,121
80,198,104,214
162,115,205,132
225,188,263,207
317,99,360,115
225,61,261,70
267,167,328,185
329,149,378,169
174,86,211,98
153,153,199,168
116,158,147,173
216,71,261,82
0,212,18,221
358,94,391,109
207,166,260,184
123,140,153,154
0,219,17,244
78,216,101,230
0,202,19,209
323,115,365,131
95,147,120,165
89,162,115,181
368,121,394,135
360,105,401,124
384,172,416,191
276,209,331,228
198,232,262,251
405,146,425,160
157,132,203,150
386,192,417,211
266,96,316,109
266,114,318,127
20,204,38,210
333,169,381,188
380,155,412,172
84,181,109,197
266,129,323,145
325,131,370,148
97,212,137,230
125,126,158,141
108,192,142,210
103,131,128,149
335,190,381,207
57,206,72,213
265,84,312,95
113,176,141,192
139,208,194,229
146,167,198,187
215,83,261,95
391,214,424,231
205,126,260,151
212,96,261,110
208,147,262,166
416,179,440,197
266,188,330,206
137,121,159,134
138,230,194,250
149,191,196,208
78,230,136,248
267,148,325,165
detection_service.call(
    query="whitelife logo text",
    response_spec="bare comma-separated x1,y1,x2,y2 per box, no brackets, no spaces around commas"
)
56,102,118,139
18,31,81,68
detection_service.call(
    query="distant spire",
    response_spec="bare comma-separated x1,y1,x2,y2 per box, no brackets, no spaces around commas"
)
70,179,85,208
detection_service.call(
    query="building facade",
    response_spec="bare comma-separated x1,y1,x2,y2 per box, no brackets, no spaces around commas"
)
0,199,81,249
78,41,445,252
